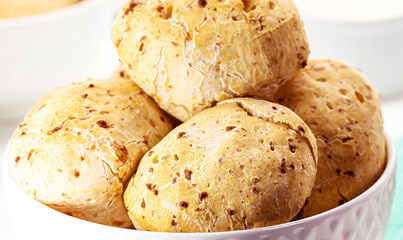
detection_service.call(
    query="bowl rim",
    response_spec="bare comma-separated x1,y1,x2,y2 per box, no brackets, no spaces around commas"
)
0,0,108,28
2,132,396,236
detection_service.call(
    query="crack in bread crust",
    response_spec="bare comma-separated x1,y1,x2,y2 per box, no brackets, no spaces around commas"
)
221,98,318,166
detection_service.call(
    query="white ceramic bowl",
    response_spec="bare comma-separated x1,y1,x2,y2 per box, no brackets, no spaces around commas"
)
293,0,403,98
2,134,396,240
0,0,113,121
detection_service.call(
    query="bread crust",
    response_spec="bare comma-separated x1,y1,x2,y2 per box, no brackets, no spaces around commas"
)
9,68,173,228
111,0,309,121
124,98,317,232
272,59,387,218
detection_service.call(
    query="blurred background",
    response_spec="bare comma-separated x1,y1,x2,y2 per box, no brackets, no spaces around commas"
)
0,0,402,239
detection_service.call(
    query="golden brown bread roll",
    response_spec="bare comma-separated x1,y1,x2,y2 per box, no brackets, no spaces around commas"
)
0,0,82,19
124,98,318,232
111,0,309,121
271,59,386,218
9,69,174,228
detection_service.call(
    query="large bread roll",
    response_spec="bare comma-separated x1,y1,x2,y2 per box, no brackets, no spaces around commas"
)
111,0,309,121
9,69,173,228
272,59,386,218
124,98,317,232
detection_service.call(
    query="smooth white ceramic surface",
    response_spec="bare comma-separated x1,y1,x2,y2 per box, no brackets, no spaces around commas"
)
294,0,403,97
2,133,396,240
0,0,112,121
0,122,17,240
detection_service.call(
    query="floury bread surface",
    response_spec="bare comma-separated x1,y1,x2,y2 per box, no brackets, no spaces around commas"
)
9,68,173,228
272,59,387,218
124,98,318,232
111,0,310,121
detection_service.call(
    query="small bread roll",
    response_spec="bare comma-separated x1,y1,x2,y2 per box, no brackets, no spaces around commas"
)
272,59,386,218
111,0,309,121
124,98,317,232
9,69,173,228
0,0,82,19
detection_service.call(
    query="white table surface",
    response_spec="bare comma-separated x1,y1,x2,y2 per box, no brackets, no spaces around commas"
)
0,22,402,240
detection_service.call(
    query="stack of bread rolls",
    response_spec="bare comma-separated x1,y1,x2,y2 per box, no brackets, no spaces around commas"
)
9,0,386,232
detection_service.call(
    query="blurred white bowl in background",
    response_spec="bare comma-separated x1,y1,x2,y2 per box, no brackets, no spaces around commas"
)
2,133,396,240
0,0,112,122
294,0,403,98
